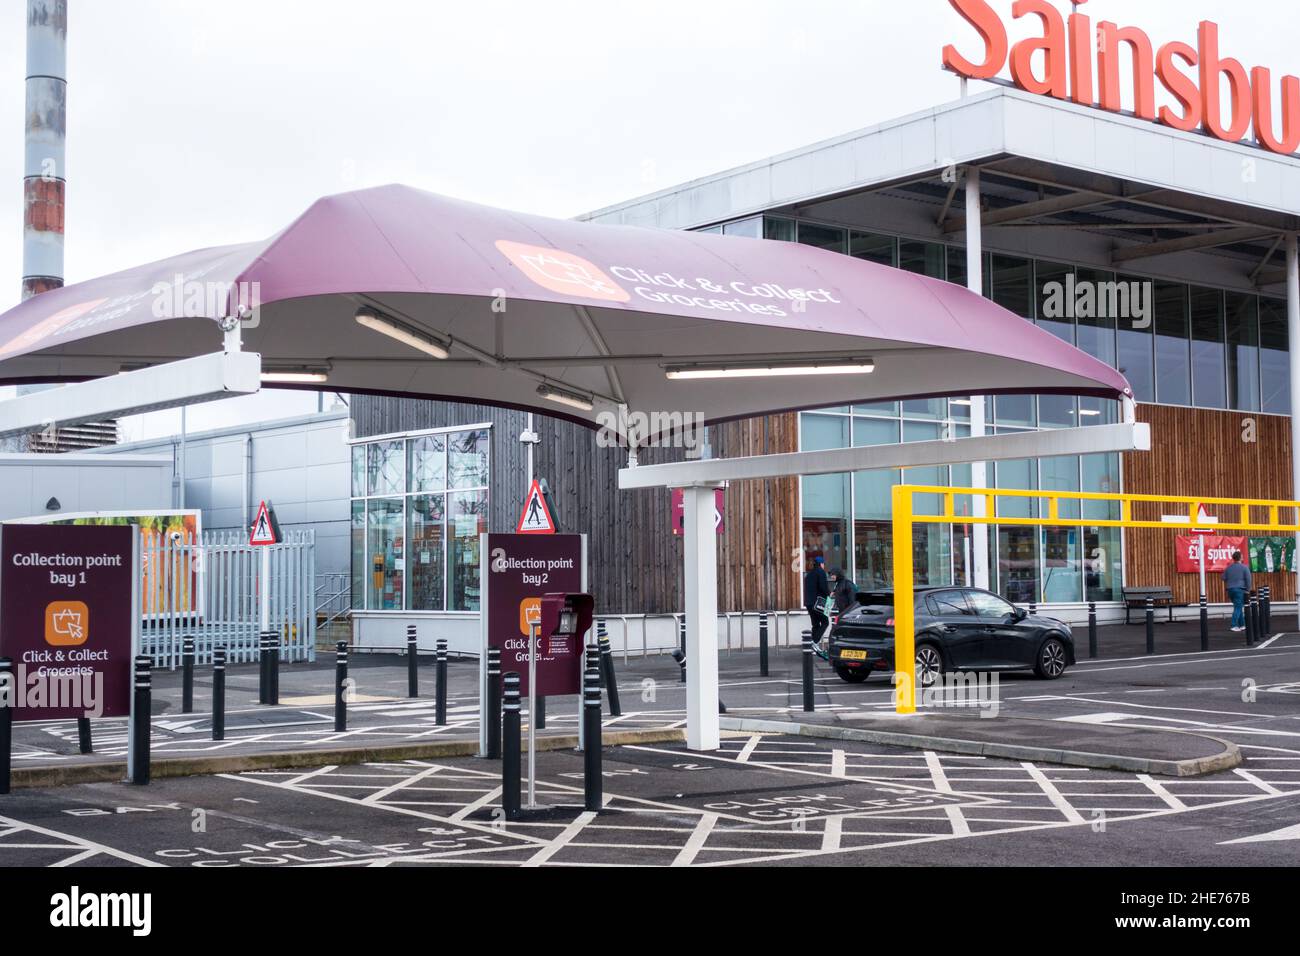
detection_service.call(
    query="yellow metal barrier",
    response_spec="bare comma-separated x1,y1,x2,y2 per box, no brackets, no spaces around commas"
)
890,485,1300,714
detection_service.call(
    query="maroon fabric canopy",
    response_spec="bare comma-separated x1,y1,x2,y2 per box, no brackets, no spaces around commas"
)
0,184,1130,442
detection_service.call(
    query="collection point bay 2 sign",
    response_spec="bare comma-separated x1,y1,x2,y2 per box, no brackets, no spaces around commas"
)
943,1,1300,155
0,524,139,720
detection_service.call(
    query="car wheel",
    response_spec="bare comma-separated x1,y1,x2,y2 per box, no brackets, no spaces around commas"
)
834,665,870,684
915,643,944,688
1035,636,1068,679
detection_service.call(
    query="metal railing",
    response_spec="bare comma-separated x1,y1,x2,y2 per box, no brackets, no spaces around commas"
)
140,528,317,668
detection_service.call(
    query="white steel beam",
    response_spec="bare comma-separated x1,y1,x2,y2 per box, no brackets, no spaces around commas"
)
682,484,721,751
618,421,1150,490
0,351,261,439
966,168,990,591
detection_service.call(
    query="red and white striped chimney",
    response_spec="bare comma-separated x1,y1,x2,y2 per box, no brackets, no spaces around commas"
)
22,0,67,300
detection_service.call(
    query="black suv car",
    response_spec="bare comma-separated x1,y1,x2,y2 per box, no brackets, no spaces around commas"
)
829,586,1075,685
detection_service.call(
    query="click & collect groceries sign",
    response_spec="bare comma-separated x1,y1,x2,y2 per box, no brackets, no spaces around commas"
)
0,524,137,720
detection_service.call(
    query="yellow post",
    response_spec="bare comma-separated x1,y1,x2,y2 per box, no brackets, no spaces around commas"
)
891,484,916,714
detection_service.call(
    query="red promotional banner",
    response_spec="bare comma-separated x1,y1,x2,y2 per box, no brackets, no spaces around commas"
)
1175,535,1247,573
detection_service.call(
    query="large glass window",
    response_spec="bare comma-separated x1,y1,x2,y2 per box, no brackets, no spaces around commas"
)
1260,297,1290,414
899,241,945,279
366,498,405,610
1225,292,1260,412
1190,287,1226,409
350,426,490,612
850,231,895,266
1035,261,1074,343
797,222,846,254
1115,274,1155,403
990,254,1032,319
1154,282,1191,406
1075,268,1117,367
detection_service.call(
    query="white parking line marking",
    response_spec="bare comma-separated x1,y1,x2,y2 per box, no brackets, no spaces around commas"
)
1136,774,1187,810
673,813,719,866
1021,763,1086,824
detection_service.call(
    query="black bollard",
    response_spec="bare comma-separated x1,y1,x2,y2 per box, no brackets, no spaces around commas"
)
0,657,12,795
534,695,546,729
268,630,280,706
406,623,419,698
1200,594,1209,652
585,644,601,686
802,630,815,712
212,648,226,741
502,672,522,821
671,647,687,682
486,648,502,760
258,632,270,704
598,635,622,717
1248,591,1259,646
181,636,195,714
759,612,770,677
1244,596,1254,647
1262,586,1272,635
77,717,92,754
582,667,602,812
435,638,448,726
678,614,687,682
1087,602,1098,659
334,641,348,732
131,656,152,786
1145,596,1155,655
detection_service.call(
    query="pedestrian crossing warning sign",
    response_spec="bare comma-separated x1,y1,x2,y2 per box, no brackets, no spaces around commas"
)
516,479,556,534
249,500,280,545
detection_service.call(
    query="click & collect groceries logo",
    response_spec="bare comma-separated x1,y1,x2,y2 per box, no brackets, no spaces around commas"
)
495,240,631,302
45,600,89,646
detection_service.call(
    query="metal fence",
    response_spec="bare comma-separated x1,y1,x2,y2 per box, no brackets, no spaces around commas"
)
139,528,317,668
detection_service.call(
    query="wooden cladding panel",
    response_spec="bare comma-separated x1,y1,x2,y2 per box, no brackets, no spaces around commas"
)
1122,403,1295,604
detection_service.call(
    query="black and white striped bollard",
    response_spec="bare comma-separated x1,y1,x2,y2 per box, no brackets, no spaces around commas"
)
502,672,522,821
583,667,602,812
598,633,621,717
268,630,280,706
0,658,12,794
486,648,502,760
77,716,92,754
1199,594,1209,652
258,631,271,704
1262,585,1272,634
406,623,419,698
1145,596,1155,655
802,630,815,712
182,636,195,714
435,638,447,725
759,612,770,677
334,641,348,732
1087,602,1098,659
677,614,687,682
131,656,152,786
212,648,226,741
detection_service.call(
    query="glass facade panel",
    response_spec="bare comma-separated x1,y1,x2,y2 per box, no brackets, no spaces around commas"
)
350,500,365,610
351,445,366,498
763,217,796,242
448,490,487,611
407,494,445,611
797,222,846,253
1035,261,1075,343
409,434,446,494
990,254,1032,318
849,231,895,265
1115,274,1155,402
722,217,762,238
1154,282,1191,406
1190,287,1226,409
366,498,404,610
449,429,489,489
1260,297,1290,414
1075,268,1117,367
1225,292,1260,411
899,241,945,279
367,440,405,496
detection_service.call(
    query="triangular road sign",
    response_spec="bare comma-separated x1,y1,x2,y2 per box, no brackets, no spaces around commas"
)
250,500,280,545
516,479,556,534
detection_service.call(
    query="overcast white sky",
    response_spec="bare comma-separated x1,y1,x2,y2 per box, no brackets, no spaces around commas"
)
1,0,1294,441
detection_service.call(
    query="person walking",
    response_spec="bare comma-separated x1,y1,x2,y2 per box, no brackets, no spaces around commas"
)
830,567,857,615
1223,551,1252,632
803,556,831,646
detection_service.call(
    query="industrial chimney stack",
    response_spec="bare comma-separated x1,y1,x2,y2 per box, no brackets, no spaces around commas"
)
22,0,67,300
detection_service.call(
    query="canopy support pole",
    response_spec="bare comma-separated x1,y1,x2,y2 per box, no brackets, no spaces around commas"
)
965,167,990,590
1287,233,1300,629
683,483,721,751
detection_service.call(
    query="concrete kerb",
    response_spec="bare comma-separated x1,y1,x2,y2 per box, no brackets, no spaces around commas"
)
718,716,1241,777
4,727,687,790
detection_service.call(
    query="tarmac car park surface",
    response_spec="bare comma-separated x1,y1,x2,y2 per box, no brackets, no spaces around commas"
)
0,621,1296,867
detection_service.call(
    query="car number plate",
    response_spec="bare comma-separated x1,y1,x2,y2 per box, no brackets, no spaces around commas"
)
839,649,868,660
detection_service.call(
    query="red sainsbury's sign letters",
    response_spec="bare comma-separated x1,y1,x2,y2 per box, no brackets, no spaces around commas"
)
942,0,1300,156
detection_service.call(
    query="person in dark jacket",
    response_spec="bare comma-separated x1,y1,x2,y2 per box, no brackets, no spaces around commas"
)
1223,551,1252,632
830,567,857,615
803,556,831,645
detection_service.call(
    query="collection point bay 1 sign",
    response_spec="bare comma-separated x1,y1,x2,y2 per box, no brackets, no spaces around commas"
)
942,0,1300,155
0,523,139,720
